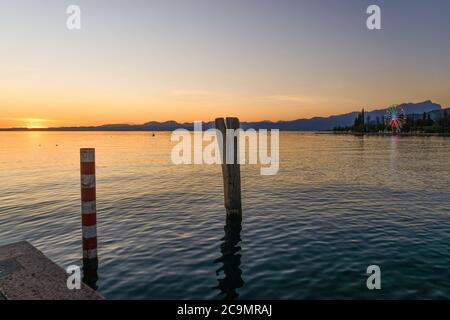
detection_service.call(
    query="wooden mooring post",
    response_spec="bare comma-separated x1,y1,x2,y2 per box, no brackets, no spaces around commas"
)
215,117,242,216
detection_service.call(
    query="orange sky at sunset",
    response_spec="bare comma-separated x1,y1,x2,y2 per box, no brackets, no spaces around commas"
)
2,85,448,128
1,1,450,129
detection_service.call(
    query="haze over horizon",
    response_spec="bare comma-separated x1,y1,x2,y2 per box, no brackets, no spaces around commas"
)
1,99,445,131
1,0,450,128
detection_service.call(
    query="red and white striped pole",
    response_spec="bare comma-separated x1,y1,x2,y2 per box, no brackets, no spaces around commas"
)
80,148,97,262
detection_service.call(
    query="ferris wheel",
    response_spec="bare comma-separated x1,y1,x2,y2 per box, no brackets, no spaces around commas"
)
385,105,406,132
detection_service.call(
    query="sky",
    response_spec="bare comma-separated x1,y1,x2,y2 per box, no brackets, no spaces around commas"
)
1,0,450,128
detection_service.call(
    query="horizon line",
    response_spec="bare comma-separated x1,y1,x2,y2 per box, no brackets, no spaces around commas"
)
0,100,446,130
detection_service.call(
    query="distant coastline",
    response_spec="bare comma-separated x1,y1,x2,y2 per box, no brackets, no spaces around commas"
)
1,100,448,132
327,131,450,137
3,128,450,136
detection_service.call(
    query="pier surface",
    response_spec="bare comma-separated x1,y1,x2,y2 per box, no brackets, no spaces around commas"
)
0,241,103,300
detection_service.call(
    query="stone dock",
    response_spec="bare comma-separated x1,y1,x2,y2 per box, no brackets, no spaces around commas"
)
0,241,103,300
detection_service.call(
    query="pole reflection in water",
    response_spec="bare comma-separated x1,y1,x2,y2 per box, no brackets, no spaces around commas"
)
214,214,244,300
83,257,99,291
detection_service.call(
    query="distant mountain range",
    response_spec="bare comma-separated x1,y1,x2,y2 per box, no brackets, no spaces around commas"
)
243,100,445,131
2,100,448,131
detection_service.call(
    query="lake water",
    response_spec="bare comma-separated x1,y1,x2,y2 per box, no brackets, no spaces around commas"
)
0,132,449,299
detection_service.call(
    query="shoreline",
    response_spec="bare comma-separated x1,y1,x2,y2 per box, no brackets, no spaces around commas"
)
1,129,450,137
325,131,450,137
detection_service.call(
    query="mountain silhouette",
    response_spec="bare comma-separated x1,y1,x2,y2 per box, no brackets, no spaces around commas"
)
1,100,445,131
242,100,443,131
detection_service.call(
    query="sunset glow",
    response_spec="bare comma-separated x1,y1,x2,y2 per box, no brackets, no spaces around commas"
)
17,118,53,129
1,0,449,128
2,0,450,302
0,118,55,129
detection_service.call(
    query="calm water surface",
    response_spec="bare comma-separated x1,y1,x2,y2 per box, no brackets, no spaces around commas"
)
0,132,449,299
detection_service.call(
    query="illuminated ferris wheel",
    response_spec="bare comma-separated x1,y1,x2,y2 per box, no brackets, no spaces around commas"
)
385,105,406,133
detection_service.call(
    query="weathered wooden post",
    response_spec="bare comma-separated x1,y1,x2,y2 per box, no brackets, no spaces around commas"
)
215,117,242,215
80,148,99,289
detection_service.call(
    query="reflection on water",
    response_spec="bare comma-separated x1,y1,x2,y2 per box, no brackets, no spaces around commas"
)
214,214,244,300
1,132,450,299
389,136,400,171
83,258,99,291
